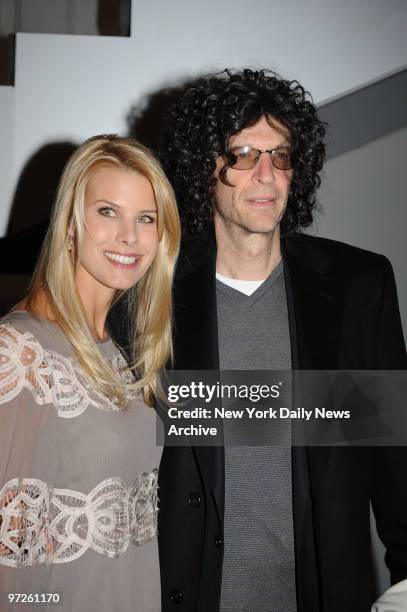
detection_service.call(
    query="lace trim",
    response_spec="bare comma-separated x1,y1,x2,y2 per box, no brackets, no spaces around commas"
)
0,324,140,417
0,470,158,566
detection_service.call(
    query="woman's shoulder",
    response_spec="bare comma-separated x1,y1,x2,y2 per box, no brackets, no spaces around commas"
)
0,311,87,414
2,309,53,334
0,310,71,355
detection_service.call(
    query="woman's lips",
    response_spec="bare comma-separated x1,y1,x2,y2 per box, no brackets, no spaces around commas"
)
104,251,141,269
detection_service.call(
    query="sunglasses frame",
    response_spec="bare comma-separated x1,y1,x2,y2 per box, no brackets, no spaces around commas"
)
225,145,293,171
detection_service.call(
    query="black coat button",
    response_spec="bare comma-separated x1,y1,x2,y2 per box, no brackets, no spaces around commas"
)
214,534,222,548
170,589,183,604
188,492,201,508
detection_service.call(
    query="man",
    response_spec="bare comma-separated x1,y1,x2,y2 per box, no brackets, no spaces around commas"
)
157,69,407,611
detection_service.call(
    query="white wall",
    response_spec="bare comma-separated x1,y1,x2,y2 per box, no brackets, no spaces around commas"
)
13,32,133,188
317,126,407,332
130,0,407,104
0,85,14,234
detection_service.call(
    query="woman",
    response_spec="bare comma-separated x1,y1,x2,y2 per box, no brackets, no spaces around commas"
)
0,135,180,610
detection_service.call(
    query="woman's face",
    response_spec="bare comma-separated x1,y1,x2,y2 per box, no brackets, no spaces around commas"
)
75,165,159,300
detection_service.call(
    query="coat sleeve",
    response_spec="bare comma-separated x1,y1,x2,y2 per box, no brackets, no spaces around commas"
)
371,257,407,586
375,256,406,370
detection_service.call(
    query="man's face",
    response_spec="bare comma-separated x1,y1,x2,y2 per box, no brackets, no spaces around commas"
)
213,115,292,238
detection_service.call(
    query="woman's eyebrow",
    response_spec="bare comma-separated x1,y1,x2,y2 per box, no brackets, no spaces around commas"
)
93,199,120,207
93,199,157,214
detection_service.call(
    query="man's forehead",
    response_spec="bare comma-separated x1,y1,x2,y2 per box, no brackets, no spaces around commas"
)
228,115,290,146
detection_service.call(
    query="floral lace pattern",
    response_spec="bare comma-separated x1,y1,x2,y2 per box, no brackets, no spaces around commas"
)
0,470,158,567
0,324,140,417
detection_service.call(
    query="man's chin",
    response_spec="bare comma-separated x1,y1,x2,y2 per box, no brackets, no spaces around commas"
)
238,208,285,236
214,211,282,238
240,221,280,236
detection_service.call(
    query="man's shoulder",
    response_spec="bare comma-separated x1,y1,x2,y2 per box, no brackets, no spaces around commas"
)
285,233,389,273
175,232,392,280
179,232,387,262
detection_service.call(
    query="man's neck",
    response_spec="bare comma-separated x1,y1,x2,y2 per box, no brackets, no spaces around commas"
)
215,224,282,281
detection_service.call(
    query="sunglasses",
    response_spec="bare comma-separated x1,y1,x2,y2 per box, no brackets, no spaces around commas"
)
224,145,292,171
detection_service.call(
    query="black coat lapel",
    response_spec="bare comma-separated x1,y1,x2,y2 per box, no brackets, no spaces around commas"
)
173,241,219,371
283,234,345,370
173,239,225,528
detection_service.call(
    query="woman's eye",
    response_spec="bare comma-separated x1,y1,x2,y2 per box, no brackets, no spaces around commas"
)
98,207,116,217
137,215,155,224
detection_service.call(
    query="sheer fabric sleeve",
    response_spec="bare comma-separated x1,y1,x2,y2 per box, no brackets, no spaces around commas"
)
0,323,55,571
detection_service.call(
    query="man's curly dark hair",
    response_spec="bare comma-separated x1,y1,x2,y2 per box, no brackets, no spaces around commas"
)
159,69,326,237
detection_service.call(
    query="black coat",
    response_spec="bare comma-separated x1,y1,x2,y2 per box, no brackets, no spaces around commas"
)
158,233,407,612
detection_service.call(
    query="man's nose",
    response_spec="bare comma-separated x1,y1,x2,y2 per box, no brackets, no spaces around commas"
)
252,151,276,183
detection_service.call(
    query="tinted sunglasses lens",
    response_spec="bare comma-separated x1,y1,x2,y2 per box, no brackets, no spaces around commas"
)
272,150,292,170
229,148,257,170
227,147,292,170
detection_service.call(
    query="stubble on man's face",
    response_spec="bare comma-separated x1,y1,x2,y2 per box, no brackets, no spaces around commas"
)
213,116,292,240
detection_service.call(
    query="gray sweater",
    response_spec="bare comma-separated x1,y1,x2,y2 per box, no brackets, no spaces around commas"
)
217,262,297,612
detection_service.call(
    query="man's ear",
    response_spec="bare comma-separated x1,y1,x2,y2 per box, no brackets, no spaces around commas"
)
213,155,221,180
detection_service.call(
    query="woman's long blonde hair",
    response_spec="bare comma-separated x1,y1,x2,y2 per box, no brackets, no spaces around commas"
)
26,134,180,406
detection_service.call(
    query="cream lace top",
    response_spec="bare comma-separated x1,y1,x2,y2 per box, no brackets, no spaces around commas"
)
0,312,162,611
